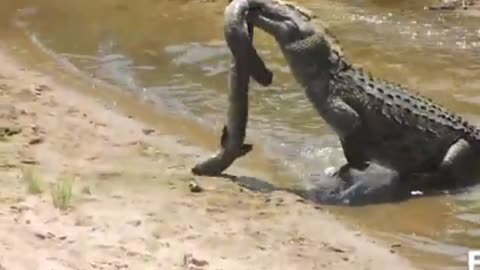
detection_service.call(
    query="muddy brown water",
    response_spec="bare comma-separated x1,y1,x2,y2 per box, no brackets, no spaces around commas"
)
2,0,480,269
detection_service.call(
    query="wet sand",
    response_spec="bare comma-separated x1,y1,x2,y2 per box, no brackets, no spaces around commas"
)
0,41,419,269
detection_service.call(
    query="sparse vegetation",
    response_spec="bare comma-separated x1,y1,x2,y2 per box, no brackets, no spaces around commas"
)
50,176,74,210
22,167,43,194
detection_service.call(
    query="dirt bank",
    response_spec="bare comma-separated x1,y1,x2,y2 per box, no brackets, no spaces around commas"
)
0,45,418,269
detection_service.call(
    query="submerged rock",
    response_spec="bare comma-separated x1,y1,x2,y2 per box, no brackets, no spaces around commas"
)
426,0,479,10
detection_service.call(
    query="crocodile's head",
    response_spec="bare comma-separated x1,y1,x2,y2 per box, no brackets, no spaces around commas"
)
247,0,344,87
247,0,317,44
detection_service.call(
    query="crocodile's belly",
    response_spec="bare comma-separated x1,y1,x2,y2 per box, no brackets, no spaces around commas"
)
360,116,458,174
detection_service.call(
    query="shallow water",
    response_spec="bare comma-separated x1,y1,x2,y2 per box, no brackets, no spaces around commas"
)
2,0,480,268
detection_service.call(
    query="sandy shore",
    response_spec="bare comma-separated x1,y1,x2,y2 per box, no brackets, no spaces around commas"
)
0,45,418,269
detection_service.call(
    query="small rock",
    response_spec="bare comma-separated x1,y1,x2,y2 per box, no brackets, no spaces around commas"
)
328,246,346,253
30,124,40,133
10,204,30,213
142,128,155,135
183,253,209,269
28,137,44,145
275,198,284,206
34,232,46,240
188,181,203,193
20,159,38,165
256,245,266,250
86,155,99,161
391,243,402,248
127,220,142,227
32,84,51,94
0,127,22,137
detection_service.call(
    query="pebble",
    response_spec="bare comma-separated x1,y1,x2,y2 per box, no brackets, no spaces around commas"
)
188,181,203,193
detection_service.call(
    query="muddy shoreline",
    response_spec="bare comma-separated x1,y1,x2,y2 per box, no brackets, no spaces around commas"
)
0,37,421,270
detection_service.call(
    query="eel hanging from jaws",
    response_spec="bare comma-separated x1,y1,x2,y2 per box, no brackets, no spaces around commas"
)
191,0,273,176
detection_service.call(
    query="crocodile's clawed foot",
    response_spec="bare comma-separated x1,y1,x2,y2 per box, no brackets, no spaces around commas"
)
326,163,364,185
333,163,405,205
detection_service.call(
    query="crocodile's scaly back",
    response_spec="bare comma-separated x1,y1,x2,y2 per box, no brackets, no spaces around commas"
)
332,66,480,146
291,12,480,146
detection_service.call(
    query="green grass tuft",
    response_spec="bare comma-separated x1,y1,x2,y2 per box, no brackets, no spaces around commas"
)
22,167,43,195
50,176,73,210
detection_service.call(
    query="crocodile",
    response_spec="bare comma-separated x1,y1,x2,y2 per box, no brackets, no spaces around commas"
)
240,0,480,199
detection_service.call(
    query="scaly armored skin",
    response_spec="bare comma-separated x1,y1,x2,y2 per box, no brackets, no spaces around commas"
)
245,0,480,194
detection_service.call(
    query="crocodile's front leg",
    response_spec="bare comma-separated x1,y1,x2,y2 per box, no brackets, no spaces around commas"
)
337,134,370,180
308,87,368,180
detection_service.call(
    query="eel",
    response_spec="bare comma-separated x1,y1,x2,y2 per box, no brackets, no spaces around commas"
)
191,0,272,176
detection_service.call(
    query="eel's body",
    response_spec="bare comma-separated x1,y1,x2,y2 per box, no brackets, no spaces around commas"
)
191,0,272,176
